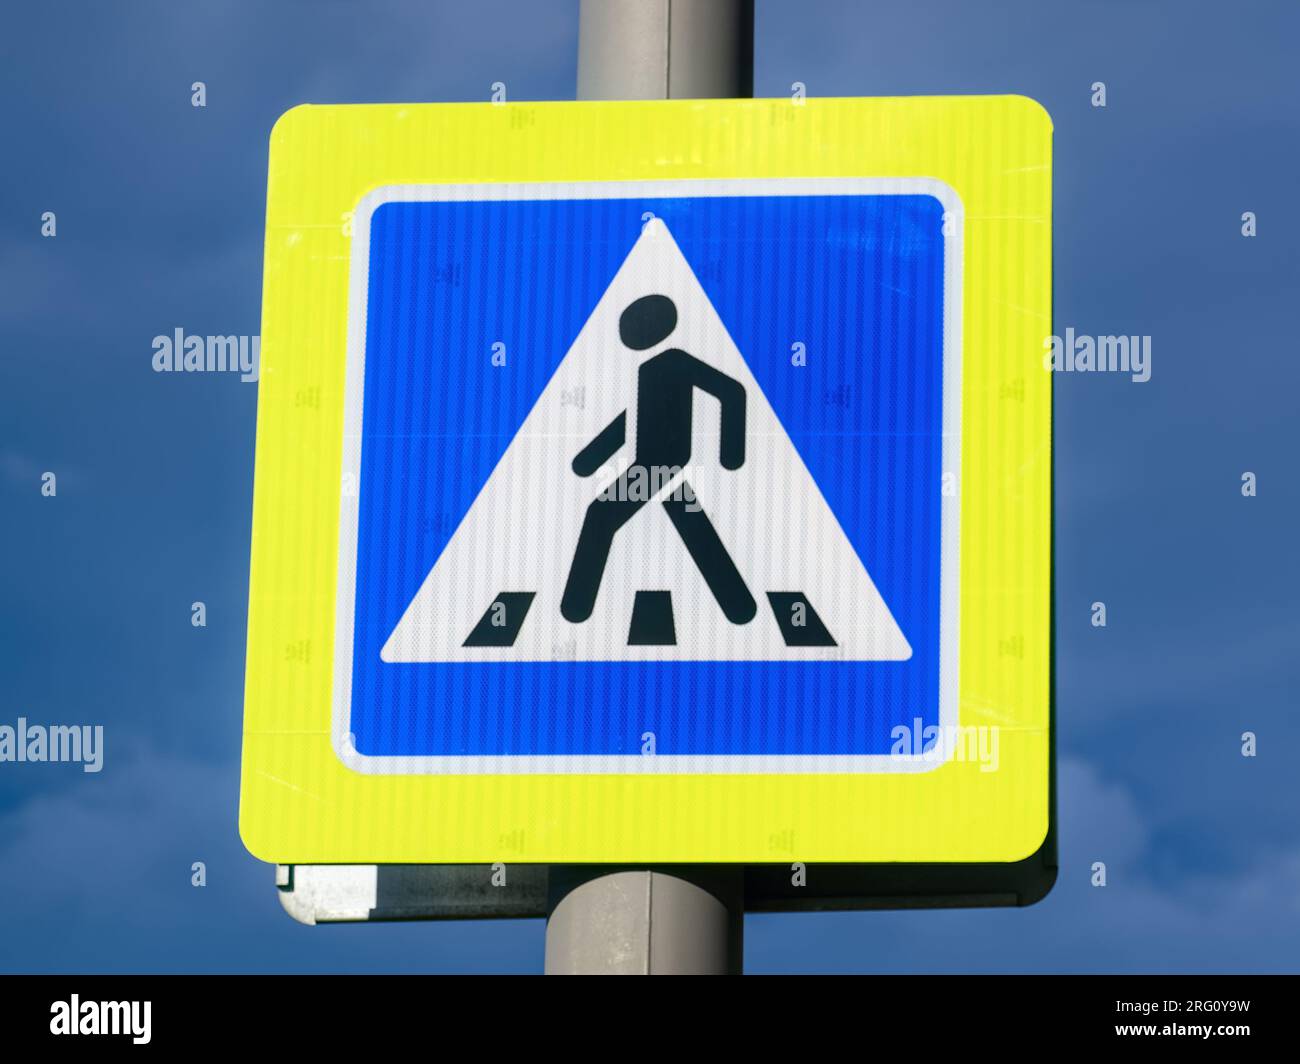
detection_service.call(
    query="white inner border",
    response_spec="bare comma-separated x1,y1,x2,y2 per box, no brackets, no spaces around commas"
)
331,177,963,775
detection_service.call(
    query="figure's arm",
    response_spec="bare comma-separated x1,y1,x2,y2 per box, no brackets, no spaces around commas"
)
686,358,746,470
571,411,626,476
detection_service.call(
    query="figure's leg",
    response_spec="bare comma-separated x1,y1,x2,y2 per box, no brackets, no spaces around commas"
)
561,475,645,623
662,482,757,624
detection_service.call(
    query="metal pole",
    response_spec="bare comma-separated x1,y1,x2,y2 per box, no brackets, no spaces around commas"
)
577,0,753,100
543,0,753,976
545,866,744,975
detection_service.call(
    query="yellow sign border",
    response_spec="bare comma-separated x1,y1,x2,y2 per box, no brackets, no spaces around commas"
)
240,96,1052,864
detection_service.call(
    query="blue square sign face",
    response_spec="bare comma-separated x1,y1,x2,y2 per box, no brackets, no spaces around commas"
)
333,178,961,774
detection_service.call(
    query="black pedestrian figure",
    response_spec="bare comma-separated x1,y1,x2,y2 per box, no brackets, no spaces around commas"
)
560,294,758,625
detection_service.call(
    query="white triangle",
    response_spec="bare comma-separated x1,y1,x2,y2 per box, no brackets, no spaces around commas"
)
381,219,912,663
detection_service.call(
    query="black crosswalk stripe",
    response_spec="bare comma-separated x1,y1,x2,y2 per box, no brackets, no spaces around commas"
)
628,590,677,645
462,592,536,647
463,589,835,649
766,592,837,647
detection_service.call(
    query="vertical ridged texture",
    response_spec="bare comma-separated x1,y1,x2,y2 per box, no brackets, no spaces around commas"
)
240,97,1052,864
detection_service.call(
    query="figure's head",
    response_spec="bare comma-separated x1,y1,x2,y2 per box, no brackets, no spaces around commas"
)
619,294,677,350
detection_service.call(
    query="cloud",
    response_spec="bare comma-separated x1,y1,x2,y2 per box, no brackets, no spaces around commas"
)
0,448,42,486
0,744,544,973
0,747,245,925
748,758,1300,973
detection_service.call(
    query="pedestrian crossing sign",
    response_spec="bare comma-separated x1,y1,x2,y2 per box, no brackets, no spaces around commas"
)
241,96,1052,865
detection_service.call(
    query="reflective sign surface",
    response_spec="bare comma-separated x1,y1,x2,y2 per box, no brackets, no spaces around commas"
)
240,97,1051,864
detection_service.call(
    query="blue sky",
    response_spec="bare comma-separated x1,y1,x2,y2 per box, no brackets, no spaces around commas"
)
1,0,1297,973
